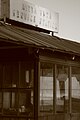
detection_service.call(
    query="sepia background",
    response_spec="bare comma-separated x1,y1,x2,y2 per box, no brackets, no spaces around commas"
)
25,0,80,42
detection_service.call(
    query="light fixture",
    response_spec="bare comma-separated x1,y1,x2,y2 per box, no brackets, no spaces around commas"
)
72,56,75,60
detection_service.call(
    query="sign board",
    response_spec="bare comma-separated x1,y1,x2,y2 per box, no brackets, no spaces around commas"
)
37,6,59,32
10,0,38,26
0,0,59,32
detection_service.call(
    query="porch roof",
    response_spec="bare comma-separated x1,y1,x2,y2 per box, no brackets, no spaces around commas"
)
0,22,80,56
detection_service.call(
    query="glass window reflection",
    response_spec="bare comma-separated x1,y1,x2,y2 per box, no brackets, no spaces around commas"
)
3,92,17,114
40,62,53,113
71,67,80,113
56,65,69,113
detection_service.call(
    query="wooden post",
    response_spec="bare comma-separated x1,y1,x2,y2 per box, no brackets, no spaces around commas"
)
69,66,72,118
34,57,40,120
53,64,57,113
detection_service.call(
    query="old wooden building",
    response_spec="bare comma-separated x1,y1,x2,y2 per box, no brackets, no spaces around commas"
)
0,21,80,120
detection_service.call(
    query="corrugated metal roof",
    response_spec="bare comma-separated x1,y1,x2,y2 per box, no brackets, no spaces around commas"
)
0,22,80,55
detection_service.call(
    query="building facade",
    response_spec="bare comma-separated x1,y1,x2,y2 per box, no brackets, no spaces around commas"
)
0,22,80,120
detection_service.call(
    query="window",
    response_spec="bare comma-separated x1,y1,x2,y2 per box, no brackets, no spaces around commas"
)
3,92,17,114
19,62,34,88
3,63,18,88
18,61,34,117
56,65,69,113
71,67,80,113
0,92,2,113
18,91,33,116
0,64,3,88
0,61,34,119
40,62,54,113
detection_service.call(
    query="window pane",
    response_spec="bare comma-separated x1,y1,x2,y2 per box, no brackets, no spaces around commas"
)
3,64,12,88
3,63,18,88
71,67,80,113
19,62,34,88
0,92,2,113
0,64,3,88
56,65,69,113
3,92,17,114
11,63,19,88
18,92,33,117
40,62,53,113
3,92,10,109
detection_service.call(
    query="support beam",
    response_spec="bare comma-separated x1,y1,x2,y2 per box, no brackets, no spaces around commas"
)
34,57,40,120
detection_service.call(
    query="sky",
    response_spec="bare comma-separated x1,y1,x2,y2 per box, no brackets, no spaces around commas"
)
25,0,80,43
